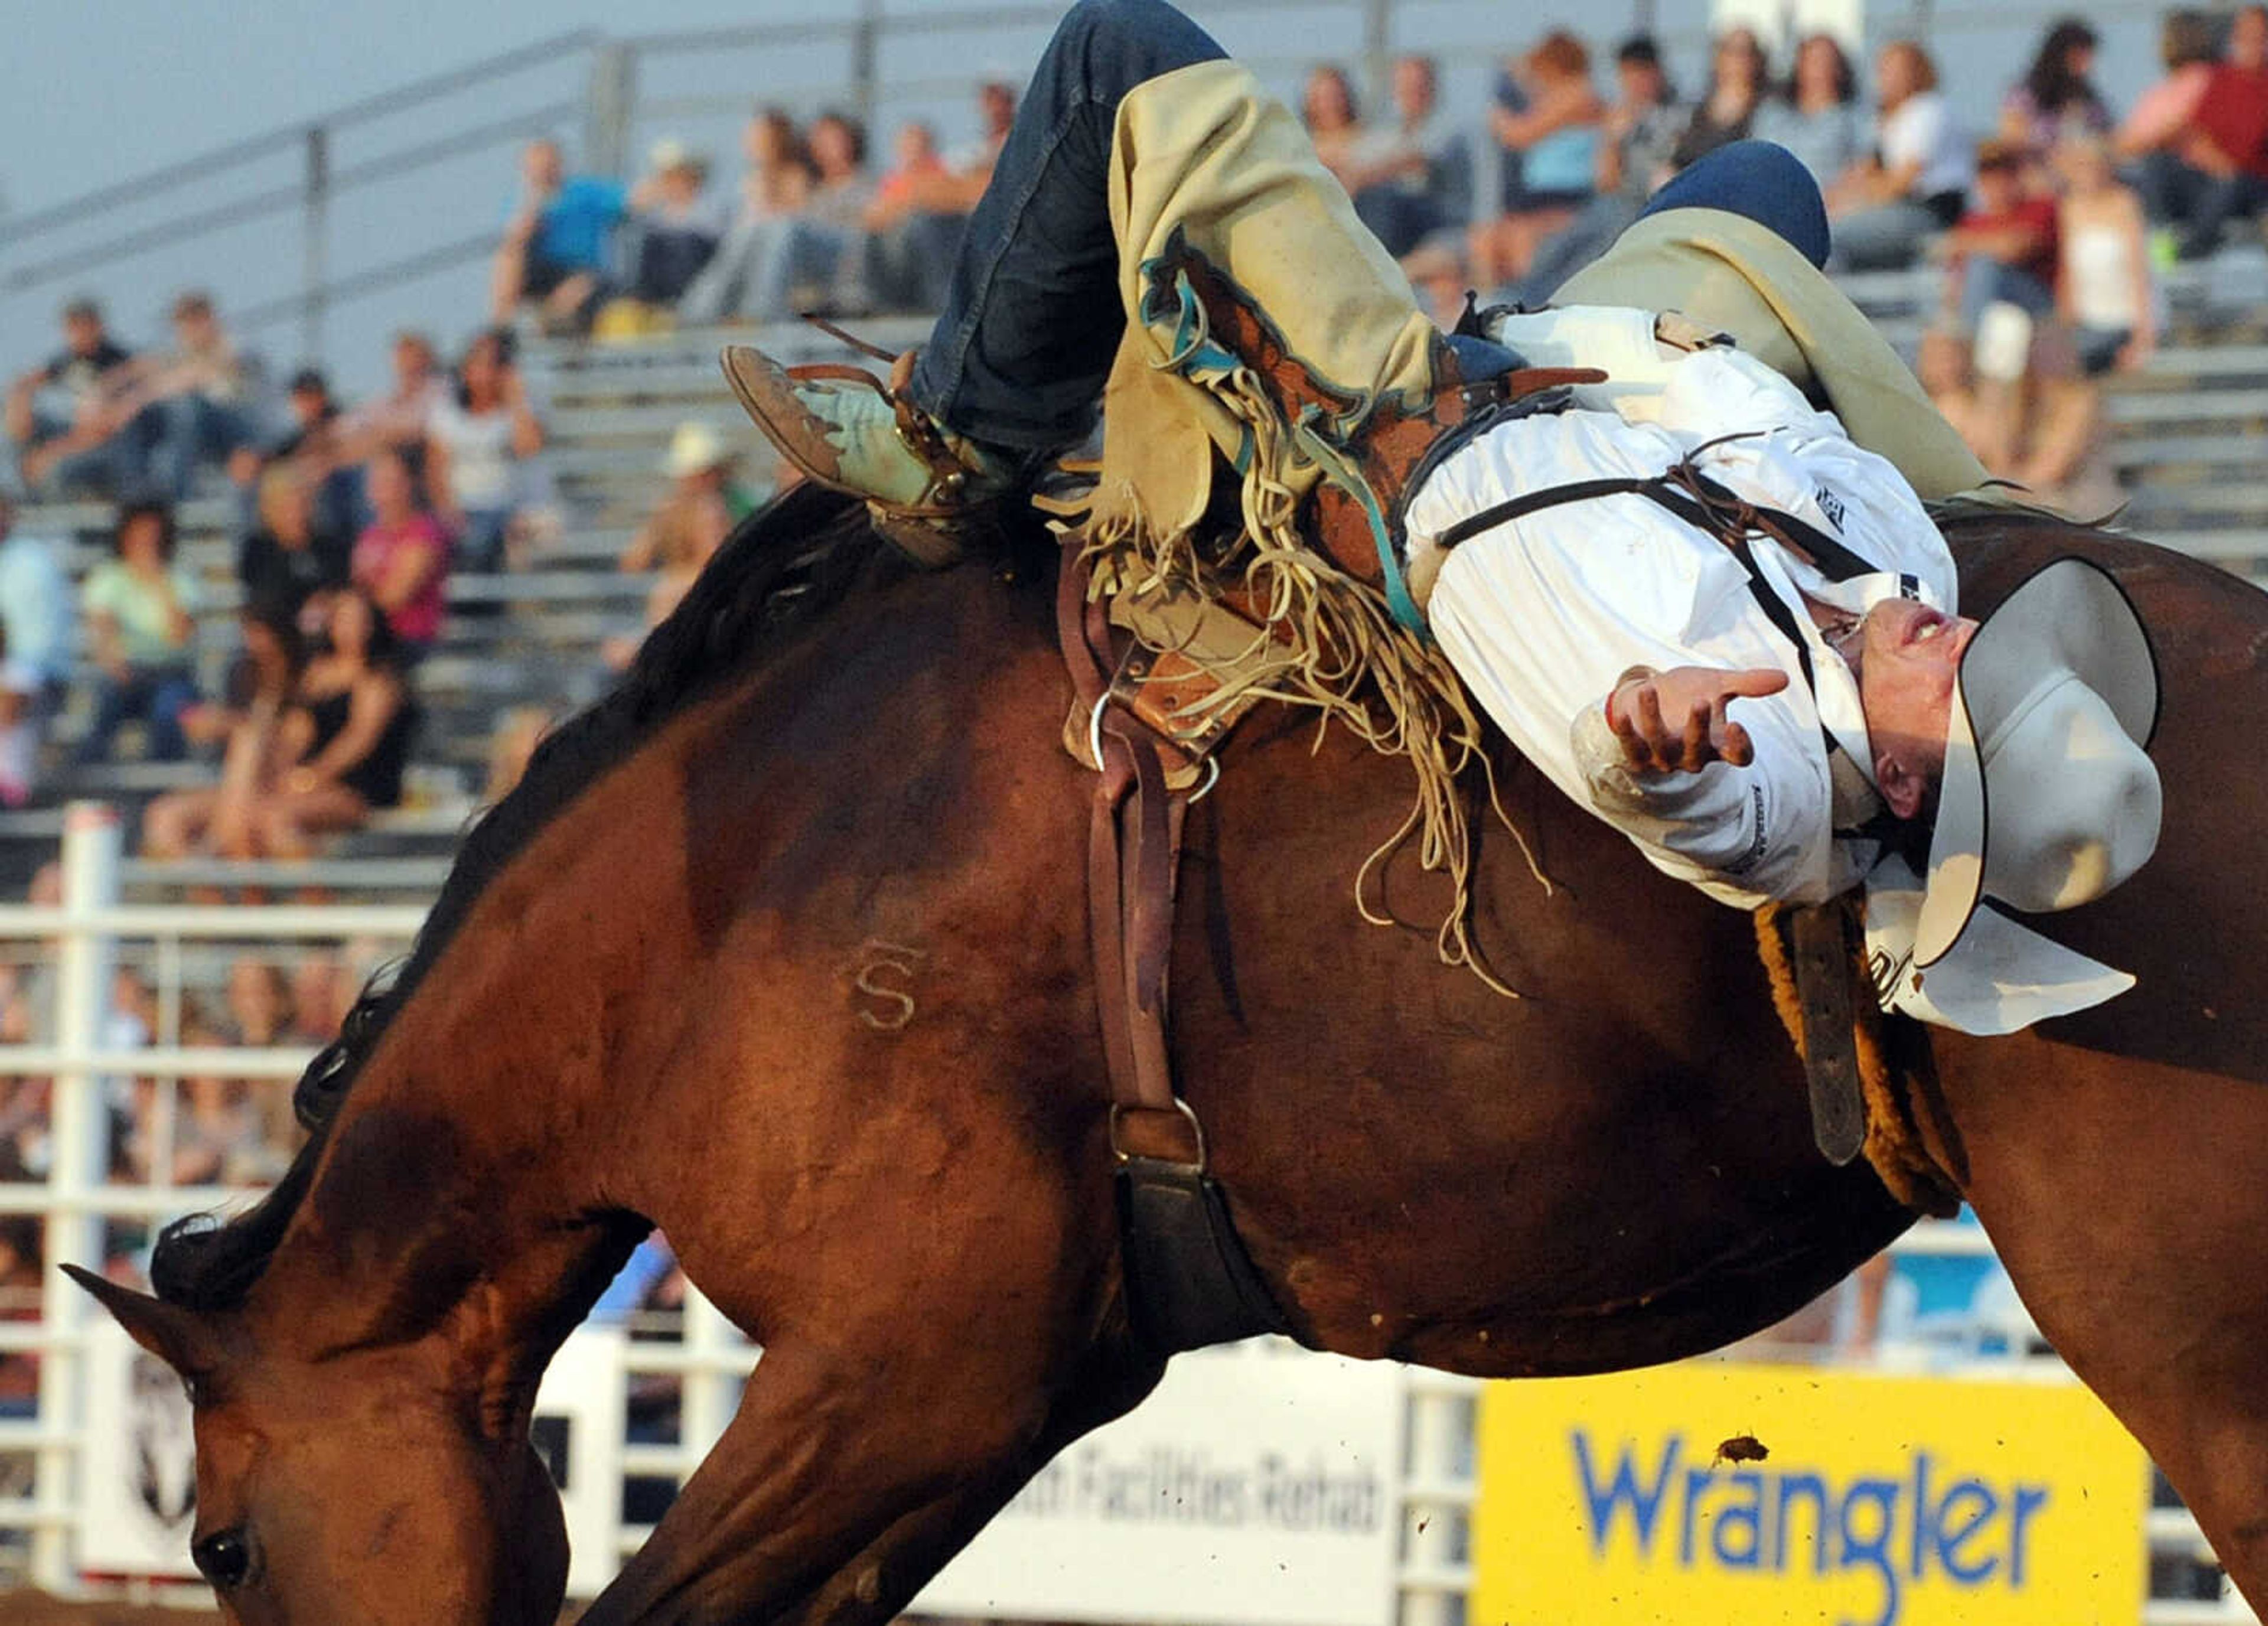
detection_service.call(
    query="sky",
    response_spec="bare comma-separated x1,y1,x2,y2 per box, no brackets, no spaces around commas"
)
1,0,2163,399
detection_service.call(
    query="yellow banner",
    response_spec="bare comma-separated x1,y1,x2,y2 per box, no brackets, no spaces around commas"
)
1469,1361,2145,1626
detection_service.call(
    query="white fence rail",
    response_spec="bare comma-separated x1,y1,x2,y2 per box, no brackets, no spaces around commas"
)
0,803,2251,1624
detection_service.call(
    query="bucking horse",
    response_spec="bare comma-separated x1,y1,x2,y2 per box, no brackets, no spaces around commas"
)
71,478,2268,1624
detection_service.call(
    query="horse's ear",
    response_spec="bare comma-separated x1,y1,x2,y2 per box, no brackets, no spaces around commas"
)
62,1264,221,1377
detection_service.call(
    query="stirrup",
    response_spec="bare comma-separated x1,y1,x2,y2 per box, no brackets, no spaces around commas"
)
794,317,1011,568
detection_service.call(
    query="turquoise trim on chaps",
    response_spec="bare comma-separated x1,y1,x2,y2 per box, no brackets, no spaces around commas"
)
1139,261,1430,640
1292,418,1430,641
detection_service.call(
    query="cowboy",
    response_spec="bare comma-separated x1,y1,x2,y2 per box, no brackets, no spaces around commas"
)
722,0,2161,1036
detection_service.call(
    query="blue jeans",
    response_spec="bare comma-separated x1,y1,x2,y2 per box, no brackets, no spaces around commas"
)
147,394,251,502
1957,256,2056,335
2135,149,2268,259
76,666,197,765
908,0,1227,452
18,407,157,501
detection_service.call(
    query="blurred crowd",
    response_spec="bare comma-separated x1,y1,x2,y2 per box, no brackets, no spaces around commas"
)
0,307,563,836
1299,6,2262,501
488,78,1016,338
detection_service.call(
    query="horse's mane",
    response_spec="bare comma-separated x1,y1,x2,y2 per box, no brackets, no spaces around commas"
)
150,481,898,1311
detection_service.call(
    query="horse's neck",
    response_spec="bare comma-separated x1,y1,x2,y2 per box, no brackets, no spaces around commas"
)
247,738,695,1381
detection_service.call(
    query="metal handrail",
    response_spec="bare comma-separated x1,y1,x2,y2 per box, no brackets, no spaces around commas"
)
2,0,2208,379
0,30,601,249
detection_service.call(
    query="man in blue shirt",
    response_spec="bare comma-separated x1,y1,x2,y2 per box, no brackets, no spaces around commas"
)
489,138,627,332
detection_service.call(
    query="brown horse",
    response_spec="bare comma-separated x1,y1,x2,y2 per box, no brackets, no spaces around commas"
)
73,483,2268,1625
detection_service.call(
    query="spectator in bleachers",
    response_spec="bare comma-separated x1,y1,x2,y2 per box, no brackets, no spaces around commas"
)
0,1218,40,1420
490,137,626,333
871,79,1025,315
2115,10,2220,186
0,496,73,719
1754,34,1866,187
1669,27,1770,173
1472,33,1605,289
595,140,729,337
608,423,755,668
0,630,36,810
621,422,757,577
161,1035,266,1187
1301,64,1373,185
1327,56,1473,262
237,464,351,621
956,79,1019,192
630,140,726,307
131,291,259,501
1999,19,2112,154
340,332,448,462
2058,134,2158,375
222,958,294,1049
1827,41,1972,269
142,599,305,859
862,120,964,311
5,298,141,500
222,588,414,859
876,122,951,218
232,366,361,545
677,109,815,327
1508,35,1684,304
76,503,198,766
353,447,449,659
426,328,545,584
734,112,876,321
484,705,555,802
1946,138,2062,339
288,951,353,1045
2131,4,2268,260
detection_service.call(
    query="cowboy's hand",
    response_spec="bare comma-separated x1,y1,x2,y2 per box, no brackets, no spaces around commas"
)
1608,665,1790,774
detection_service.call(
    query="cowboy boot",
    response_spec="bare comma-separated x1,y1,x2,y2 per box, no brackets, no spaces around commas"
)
721,344,1020,567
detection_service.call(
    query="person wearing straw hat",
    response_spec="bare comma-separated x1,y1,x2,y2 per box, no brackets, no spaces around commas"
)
720,0,2163,1034
619,423,758,581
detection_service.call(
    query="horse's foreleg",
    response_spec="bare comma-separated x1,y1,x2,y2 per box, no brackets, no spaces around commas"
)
579,1329,1156,1626
578,1338,1021,1626
782,1341,1165,1626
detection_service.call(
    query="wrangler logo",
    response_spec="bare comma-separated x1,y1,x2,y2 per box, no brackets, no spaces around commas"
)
1570,1431,2049,1626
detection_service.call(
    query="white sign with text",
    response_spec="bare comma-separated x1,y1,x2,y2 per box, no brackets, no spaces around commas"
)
915,1342,1406,1626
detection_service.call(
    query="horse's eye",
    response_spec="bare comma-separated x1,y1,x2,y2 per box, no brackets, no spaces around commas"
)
193,1526,255,1589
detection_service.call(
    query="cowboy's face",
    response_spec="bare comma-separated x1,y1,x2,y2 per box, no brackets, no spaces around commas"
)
1854,599,1978,820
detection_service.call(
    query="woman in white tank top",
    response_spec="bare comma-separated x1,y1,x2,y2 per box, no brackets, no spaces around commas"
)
2055,137,2157,376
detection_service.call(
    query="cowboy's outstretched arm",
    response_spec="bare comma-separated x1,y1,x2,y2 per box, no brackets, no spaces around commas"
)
1570,667,1836,904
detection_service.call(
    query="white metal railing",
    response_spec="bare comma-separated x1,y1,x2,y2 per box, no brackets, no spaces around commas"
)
0,803,2253,1622
0,804,425,1591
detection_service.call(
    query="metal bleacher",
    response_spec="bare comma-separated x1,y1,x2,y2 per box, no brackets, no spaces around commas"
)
6,250,2266,902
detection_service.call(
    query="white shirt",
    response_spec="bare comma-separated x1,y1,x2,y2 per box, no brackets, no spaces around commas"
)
1878,91,1971,200
428,397,522,512
1405,338,1957,910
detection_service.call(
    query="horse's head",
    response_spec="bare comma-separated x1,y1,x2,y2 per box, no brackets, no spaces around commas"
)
68,1266,570,1625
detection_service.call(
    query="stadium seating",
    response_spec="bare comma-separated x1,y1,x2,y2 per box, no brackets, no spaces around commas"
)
4,255,2264,905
